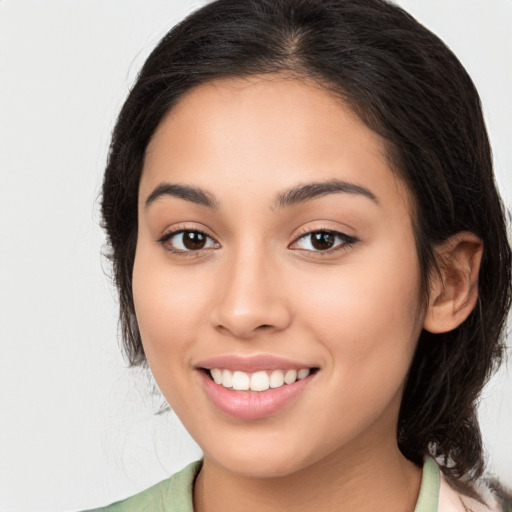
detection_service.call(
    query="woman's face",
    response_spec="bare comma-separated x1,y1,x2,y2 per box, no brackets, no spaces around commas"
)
133,76,426,477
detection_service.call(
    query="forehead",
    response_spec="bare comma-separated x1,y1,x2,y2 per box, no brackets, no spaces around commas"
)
141,75,411,215
147,74,388,163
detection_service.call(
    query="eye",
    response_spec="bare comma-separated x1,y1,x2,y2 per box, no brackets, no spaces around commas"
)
158,229,219,254
291,229,357,253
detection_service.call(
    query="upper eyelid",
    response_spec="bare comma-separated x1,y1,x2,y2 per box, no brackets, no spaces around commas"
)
158,229,219,257
292,226,354,242
290,229,355,248
159,224,217,242
292,217,356,234
158,219,357,248
294,226,345,238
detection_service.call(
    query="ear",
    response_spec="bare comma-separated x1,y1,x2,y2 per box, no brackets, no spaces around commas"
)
423,232,483,334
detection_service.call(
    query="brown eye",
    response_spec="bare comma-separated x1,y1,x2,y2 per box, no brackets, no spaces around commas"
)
310,231,336,250
182,231,207,250
291,230,357,253
159,230,219,253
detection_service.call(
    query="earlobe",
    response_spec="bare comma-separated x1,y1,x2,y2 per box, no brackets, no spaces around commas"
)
423,232,483,334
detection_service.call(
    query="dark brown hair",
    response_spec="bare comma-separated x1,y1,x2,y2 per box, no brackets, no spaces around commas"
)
101,0,511,485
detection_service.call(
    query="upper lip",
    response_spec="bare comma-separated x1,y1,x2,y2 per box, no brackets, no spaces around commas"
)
195,354,317,373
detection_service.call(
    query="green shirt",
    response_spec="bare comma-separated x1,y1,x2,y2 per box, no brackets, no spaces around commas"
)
84,456,440,512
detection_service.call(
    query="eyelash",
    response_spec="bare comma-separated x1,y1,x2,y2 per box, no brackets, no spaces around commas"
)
158,227,219,258
291,227,358,256
157,226,358,257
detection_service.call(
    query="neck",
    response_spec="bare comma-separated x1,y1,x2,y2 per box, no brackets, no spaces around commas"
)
193,438,422,512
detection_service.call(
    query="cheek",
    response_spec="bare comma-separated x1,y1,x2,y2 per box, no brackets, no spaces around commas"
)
297,258,423,440
297,245,423,376
132,245,210,364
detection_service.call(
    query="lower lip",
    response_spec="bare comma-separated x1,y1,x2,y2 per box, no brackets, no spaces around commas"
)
198,370,314,420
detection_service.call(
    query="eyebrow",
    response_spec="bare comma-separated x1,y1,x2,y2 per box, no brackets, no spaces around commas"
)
145,183,220,209
145,179,379,209
275,179,379,209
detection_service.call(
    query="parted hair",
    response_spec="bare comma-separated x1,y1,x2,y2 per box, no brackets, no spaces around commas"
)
101,0,511,486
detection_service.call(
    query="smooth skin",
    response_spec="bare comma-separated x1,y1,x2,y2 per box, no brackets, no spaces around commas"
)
133,75,482,512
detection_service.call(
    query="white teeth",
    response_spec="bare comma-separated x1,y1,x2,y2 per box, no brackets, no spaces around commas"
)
232,371,250,390
269,370,285,388
250,371,270,391
297,368,310,380
221,369,233,388
209,367,312,392
284,369,297,384
211,368,222,384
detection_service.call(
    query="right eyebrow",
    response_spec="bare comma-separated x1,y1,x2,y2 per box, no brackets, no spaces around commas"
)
274,179,379,209
145,182,220,209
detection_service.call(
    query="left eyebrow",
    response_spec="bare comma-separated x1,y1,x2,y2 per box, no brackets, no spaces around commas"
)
274,179,380,209
145,183,220,209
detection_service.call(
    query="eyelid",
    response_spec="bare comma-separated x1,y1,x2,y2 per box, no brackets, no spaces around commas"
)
156,224,358,258
289,227,358,255
161,221,218,239
157,225,220,256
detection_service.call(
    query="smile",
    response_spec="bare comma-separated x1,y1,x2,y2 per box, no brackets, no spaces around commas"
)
209,368,311,391
197,360,318,420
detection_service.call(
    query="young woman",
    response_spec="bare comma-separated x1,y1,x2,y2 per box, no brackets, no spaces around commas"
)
86,0,511,510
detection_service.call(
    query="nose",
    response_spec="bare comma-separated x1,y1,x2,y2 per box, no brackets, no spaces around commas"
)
209,246,292,340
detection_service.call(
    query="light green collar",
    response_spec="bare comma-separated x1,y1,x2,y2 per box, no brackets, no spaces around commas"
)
87,456,440,511
179,457,440,512
171,457,440,512
414,456,440,512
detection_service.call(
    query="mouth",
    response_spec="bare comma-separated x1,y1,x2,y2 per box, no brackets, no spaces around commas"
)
202,367,318,392
195,357,319,420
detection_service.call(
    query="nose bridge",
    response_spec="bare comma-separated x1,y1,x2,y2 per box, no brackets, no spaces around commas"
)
210,239,291,338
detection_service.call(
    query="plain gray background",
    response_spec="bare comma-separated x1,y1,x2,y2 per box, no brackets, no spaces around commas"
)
0,1,510,511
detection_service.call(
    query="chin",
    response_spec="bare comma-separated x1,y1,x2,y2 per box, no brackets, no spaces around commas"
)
204,441,321,479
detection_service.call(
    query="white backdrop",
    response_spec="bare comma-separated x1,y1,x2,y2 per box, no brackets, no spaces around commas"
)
0,1,510,511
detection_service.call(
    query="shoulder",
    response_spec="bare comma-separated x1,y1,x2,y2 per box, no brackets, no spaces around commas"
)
479,478,512,512
438,467,512,512
80,460,202,512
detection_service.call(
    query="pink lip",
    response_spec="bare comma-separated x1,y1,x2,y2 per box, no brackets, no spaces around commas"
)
197,369,315,420
196,354,313,372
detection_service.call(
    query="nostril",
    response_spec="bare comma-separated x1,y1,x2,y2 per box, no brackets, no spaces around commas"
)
209,299,292,339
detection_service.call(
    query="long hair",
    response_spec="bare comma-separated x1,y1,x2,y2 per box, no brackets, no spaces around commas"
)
101,0,511,484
